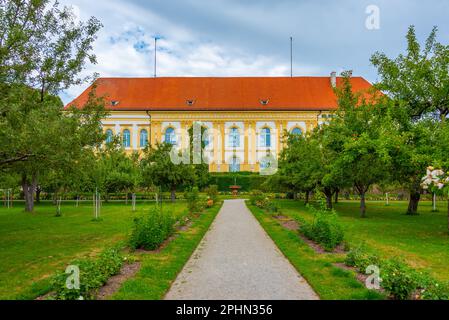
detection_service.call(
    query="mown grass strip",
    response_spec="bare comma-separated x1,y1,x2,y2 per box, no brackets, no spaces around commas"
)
111,203,222,300
247,203,385,300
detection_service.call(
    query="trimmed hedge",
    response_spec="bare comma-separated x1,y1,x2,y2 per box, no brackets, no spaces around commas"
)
209,173,268,192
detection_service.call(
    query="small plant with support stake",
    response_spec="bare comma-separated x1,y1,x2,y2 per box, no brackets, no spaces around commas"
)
92,188,102,222
55,197,62,217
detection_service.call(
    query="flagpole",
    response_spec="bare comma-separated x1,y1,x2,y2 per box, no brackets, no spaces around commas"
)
154,37,157,78
290,36,293,77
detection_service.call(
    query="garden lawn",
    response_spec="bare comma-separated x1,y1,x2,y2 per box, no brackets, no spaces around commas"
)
248,203,384,300
0,200,188,300
111,202,222,300
274,200,449,282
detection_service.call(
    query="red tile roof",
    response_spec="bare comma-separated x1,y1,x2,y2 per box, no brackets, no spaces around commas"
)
66,76,374,111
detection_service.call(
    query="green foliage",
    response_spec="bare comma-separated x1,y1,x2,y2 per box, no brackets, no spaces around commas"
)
209,173,268,192
345,244,449,300
345,244,381,273
371,25,449,120
129,208,175,250
417,273,449,300
140,143,196,200
184,187,204,214
249,190,267,207
381,259,419,300
300,208,344,251
265,202,279,214
51,247,123,300
204,185,219,203
0,1,104,212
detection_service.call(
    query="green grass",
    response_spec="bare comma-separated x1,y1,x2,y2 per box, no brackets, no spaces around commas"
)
274,200,449,282
247,203,384,300
0,200,188,300
111,202,222,300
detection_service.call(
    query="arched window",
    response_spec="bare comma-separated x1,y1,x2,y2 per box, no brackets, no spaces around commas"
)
202,128,210,147
105,129,113,143
165,127,176,145
122,129,131,148
229,127,240,148
140,129,148,148
260,127,271,147
291,127,302,136
230,156,240,172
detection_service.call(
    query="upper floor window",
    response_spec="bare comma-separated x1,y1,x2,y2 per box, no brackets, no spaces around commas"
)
260,127,271,147
165,127,176,145
229,127,240,148
122,129,131,148
291,127,302,136
140,129,148,148
105,129,113,143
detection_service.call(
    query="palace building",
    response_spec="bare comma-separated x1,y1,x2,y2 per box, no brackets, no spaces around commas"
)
66,74,373,173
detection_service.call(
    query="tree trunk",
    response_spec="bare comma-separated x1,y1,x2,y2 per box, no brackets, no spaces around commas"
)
171,187,176,203
21,173,37,213
304,191,309,205
36,187,41,203
407,191,420,215
334,189,339,204
323,187,333,210
360,192,366,218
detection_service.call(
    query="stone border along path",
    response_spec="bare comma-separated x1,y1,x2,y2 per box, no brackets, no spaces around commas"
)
164,199,319,300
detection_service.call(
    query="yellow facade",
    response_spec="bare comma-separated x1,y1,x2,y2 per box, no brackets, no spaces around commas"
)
102,110,329,173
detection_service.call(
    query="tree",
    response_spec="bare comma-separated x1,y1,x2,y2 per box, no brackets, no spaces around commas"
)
140,143,196,202
0,1,104,212
323,73,393,217
371,26,449,121
370,26,449,214
277,133,324,205
188,124,211,189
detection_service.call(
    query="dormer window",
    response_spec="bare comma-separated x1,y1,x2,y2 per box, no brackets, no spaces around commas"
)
186,100,195,106
111,100,120,106
260,99,269,106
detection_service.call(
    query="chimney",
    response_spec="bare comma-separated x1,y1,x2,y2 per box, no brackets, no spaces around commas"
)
330,71,337,88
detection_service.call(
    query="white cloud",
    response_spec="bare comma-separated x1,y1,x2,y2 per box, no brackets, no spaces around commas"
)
59,0,322,104
59,0,449,104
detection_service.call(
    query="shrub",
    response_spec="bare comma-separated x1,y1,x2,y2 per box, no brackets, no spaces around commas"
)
345,244,381,273
265,202,279,214
300,210,344,251
184,187,204,214
416,274,449,300
52,247,123,300
129,208,175,250
249,190,269,208
204,185,219,203
206,199,214,208
345,244,449,300
381,259,419,300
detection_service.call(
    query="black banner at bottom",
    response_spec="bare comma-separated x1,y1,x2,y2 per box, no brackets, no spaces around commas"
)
1,300,447,318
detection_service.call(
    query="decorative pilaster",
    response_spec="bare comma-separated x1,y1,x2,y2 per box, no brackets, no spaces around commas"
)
132,124,138,149
249,121,257,170
244,122,249,168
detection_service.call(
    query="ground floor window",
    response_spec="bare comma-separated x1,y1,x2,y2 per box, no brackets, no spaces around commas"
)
229,156,240,172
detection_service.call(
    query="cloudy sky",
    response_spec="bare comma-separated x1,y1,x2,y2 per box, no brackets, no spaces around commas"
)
59,0,449,104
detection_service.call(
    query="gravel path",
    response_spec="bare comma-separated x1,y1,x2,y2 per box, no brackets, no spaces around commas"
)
164,199,319,300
